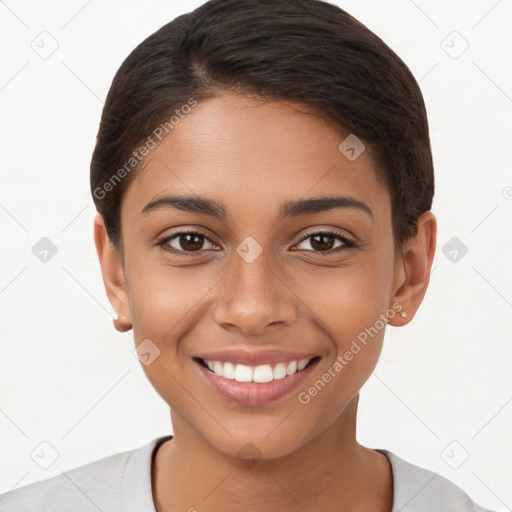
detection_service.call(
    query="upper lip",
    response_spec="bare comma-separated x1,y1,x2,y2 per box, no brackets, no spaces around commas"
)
195,348,319,366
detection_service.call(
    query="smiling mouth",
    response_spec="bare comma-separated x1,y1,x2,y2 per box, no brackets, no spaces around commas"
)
194,356,321,383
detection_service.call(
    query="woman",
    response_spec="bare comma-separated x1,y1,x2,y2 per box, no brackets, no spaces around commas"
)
0,0,496,510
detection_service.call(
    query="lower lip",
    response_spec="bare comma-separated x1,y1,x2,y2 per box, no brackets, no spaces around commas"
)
194,358,320,407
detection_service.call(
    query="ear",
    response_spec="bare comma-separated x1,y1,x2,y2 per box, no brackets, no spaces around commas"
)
93,213,132,332
388,211,437,326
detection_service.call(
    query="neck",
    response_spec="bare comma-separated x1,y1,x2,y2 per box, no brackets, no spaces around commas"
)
152,396,393,512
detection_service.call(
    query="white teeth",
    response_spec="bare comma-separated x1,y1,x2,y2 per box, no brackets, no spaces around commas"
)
202,357,314,382
213,361,223,375
253,364,273,383
297,359,309,371
273,362,287,380
223,361,236,380
234,364,253,382
286,360,297,375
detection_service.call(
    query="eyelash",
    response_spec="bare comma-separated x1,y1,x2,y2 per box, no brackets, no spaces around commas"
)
156,228,356,257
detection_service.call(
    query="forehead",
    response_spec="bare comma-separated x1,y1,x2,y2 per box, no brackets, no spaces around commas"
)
121,94,390,226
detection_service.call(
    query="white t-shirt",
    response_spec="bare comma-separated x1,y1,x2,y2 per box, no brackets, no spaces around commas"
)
0,435,495,511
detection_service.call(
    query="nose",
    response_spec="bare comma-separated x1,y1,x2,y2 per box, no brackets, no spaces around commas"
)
213,245,297,336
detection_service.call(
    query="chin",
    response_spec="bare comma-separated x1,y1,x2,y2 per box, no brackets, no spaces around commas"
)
202,421,315,464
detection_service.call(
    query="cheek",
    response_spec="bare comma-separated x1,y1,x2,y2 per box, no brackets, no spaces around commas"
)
294,262,395,424
127,258,219,341
304,251,395,344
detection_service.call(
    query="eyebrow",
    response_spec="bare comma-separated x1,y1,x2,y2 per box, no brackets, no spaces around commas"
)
141,194,374,220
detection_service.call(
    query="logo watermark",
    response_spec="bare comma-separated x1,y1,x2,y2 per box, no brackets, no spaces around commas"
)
298,302,403,405
93,97,198,200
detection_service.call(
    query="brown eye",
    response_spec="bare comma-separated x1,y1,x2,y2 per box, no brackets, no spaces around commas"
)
174,233,208,252
157,230,218,255
294,230,355,253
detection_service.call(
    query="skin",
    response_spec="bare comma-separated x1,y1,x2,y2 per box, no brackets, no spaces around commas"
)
94,93,436,511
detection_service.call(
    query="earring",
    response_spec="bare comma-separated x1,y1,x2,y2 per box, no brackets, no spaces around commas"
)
113,311,132,333
400,311,407,318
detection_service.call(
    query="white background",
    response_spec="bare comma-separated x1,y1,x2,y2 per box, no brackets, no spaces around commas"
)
0,0,511,510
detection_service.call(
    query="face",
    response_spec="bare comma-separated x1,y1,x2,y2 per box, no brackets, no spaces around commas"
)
96,93,433,460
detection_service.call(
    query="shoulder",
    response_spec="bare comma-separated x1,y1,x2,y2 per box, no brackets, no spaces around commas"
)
380,449,496,512
0,449,131,512
0,437,163,512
